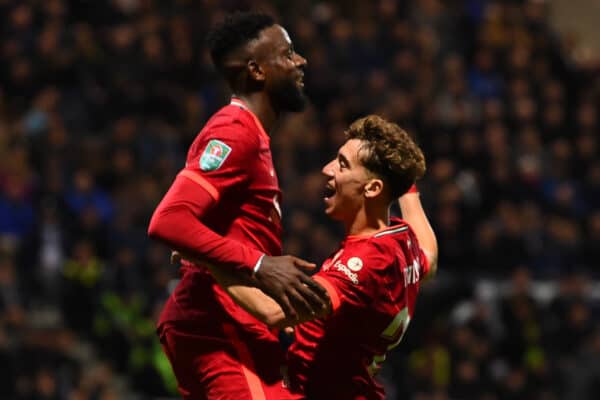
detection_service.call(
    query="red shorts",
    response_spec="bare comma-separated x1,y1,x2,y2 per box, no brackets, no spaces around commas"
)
158,322,298,400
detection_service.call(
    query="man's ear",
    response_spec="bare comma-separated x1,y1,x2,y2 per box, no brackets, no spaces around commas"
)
364,178,384,198
247,59,265,83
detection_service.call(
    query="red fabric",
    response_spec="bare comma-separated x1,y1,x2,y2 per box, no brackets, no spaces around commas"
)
151,101,288,397
148,104,283,273
287,218,429,400
159,323,297,400
407,183,418,193
148,174,264,273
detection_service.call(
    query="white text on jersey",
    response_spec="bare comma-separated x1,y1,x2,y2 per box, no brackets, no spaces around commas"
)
403,259,420,287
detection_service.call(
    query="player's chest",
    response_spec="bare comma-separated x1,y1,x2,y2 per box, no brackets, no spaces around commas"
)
321,249,364,286
250,140,280,189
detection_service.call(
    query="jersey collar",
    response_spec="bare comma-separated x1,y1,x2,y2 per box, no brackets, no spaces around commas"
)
345,220,409,242
230,97,270,141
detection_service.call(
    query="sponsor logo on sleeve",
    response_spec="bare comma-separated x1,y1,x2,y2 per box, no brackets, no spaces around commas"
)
322,250,343,272
347,257,363,272
333,260,359,284
199,139,232,171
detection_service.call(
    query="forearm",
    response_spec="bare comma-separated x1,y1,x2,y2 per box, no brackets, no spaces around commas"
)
176,250,314,327
398,191,438,279
223,281,320,328
186,253,295,326
221,280,289,328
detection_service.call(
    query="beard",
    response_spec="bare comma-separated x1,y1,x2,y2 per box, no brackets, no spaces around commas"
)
270,78,307,113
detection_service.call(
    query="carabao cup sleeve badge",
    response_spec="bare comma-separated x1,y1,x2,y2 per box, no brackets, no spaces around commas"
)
200,139,232,171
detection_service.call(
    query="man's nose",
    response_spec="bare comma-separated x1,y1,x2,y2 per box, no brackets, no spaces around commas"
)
295,53,307,68
322,160,334,176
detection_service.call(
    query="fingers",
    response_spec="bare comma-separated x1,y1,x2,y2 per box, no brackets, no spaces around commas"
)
300,274,330,299
291,256,318,272
256,255,327,320
276,292,297,321
287,286,317,316
295,278,328,312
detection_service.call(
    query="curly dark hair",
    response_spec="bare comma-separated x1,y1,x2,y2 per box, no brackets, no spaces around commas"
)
345,115,426,198
206,11,275,71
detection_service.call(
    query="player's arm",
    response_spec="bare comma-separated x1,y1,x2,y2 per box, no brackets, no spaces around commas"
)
148,171,264,274
218,272,330,328
147,130,329,318
148,179,327,318
208,249,375,328
172,251,327,328
398,185,438,280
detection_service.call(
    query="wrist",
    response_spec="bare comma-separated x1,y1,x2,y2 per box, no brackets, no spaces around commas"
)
253,254,266,276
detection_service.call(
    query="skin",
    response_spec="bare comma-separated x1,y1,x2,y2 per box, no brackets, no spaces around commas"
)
227,25,308,131
324,138,439,276
173,138,393,326
172,128,440,325
177,134,438,327
216,24,328,319
397,193,439,279
191,138,394,324
322,138,390,236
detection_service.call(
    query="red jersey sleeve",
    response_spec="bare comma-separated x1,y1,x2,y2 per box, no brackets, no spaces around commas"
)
183,118,258,201
389,217,431,281
147,120,264,274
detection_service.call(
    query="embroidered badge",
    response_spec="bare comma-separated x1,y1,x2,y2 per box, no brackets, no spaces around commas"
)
347,257,363,272
199,140,232,171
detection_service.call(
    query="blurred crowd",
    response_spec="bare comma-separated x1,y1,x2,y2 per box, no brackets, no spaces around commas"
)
0,0,598,399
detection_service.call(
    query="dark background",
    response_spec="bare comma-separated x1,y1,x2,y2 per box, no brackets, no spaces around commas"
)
0,0,599,399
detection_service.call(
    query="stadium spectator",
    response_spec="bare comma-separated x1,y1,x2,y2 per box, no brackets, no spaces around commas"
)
0,0,598,398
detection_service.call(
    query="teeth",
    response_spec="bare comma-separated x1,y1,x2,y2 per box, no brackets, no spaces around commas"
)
324,186,335,198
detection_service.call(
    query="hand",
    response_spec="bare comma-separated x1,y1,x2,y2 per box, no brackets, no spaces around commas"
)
254,255,330,320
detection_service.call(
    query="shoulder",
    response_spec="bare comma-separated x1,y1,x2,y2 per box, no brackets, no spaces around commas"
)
372,221,417,258
329,239,396,282
188,106,260,160
315,239,397,310
373,220,429,280
342,239,394,262
363,223,413,260
203,106,259,145
373,219,411,242
339,223,414,277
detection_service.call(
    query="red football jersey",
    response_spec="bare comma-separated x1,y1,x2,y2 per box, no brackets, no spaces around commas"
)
287,218,430,400
159,98,283,347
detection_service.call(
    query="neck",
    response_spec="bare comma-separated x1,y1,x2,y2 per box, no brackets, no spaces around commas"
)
234,93,278,133
344,206,389,237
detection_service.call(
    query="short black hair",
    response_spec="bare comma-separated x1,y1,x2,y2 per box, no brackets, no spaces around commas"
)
206,11,275,71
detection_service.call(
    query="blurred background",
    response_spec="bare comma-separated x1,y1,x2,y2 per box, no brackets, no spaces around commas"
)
0,0,599,399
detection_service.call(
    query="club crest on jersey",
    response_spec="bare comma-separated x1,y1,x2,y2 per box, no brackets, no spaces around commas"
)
347,257,363,272
200,140,231,171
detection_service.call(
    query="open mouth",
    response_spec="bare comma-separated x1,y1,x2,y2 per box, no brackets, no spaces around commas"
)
297,74,305,87
323,184,335,199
